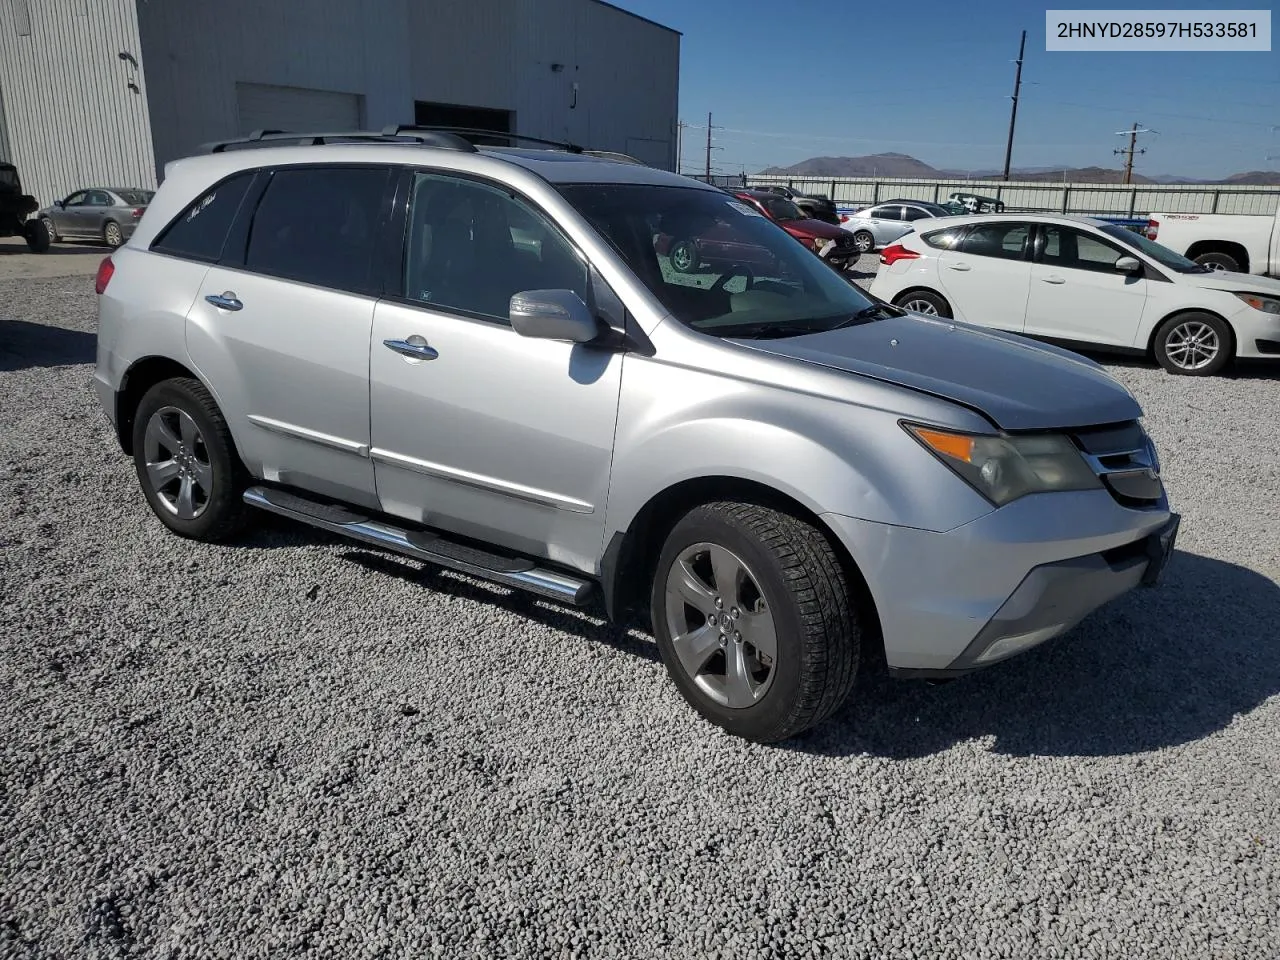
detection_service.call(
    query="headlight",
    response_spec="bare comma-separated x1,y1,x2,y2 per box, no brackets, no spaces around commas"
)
905,424,1101,506
1234,292,1280,315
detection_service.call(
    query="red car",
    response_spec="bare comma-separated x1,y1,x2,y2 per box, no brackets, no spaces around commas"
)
731,190,861,270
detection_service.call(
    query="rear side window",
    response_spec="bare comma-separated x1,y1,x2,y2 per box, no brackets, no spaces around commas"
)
921,227,965,250
872,206,903,221
244,166,390,295
152,172,255,263
956,222,1030,261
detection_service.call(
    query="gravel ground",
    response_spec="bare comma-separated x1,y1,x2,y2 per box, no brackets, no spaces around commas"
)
2,265,1279,959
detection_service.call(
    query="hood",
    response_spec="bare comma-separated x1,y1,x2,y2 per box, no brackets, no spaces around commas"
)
1173,269,1280,296
733,314,1142,431
781,218,848,240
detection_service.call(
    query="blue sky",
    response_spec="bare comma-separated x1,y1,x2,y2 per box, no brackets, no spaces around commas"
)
621,0,1280,178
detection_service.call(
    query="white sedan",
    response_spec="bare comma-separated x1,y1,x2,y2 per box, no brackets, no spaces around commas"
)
868,213,1280,375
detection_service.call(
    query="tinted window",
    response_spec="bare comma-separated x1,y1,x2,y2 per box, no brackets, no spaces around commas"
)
152,173,255,263
117,189,154,205
245,166,389,294
871,206,902,221
762,197,804,221
1041,226,1126,273
403,173,588,321
922,227,965,250
0,168,17,191
902,206,935,222
957,222,1030,260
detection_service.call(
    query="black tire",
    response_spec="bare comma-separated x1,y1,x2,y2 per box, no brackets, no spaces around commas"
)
650,501,860,743
103,220,124,249
1153,312,1233,377
852,231,874,254
1193,251,1240,273
23,219,50,253
131,377,251,542
41,217,59,243
893,289,952,318
669,238,699,274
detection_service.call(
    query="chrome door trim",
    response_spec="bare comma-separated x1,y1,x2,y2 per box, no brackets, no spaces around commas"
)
246,415,370,457
369,447,594,514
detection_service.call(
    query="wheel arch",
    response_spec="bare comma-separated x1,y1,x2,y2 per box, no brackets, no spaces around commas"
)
1184,240,1249,272
889,285,951,311
599,475,884,660
114,356,207,455
1145,307,1236,358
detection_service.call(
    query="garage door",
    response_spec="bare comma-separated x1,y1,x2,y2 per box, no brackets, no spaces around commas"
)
235,82,364,136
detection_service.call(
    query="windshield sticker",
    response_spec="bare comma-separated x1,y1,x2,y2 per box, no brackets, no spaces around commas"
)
726,200,763,218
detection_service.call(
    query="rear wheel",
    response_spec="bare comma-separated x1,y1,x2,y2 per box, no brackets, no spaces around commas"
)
1153,312,1233,376
131,378,251,541
669,239,698,274
1193,251,1240,273
103,220,123,249
852,230,874,254
650,501,860,742
894,289,951,318
23,219,50,253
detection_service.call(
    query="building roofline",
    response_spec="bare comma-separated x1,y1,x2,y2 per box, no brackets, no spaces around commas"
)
588,0,681,36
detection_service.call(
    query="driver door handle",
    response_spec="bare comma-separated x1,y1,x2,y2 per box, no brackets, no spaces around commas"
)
205,292,243,311
383,337,439,361
1041,275,1066,284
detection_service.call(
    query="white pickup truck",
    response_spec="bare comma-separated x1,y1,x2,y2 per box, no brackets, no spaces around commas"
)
1145,211,1280,276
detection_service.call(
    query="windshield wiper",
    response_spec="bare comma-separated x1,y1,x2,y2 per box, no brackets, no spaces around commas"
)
824,303,903,330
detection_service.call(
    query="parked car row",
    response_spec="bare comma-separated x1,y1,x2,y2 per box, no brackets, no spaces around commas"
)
0,159,152,253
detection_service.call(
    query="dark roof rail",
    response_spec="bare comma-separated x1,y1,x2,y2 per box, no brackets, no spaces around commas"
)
200,128,479,154
387,125,585,154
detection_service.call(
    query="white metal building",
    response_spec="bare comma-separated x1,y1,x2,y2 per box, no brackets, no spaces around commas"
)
0,0,680,207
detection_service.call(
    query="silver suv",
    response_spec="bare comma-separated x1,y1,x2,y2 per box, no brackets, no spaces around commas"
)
93,128,1179,742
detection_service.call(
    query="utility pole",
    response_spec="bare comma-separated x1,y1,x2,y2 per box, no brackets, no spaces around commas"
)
676,120,686,174
705,112,713,180
1114,123,1155,184
1001,29,1026,182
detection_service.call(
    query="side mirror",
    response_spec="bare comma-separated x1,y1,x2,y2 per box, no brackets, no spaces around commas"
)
1115,256,1142,274
53,199,64,208
509,289,600,343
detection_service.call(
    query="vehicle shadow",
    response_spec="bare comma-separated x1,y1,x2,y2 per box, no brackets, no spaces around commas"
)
1081,352,1280,382
791,549,1280,759
0,239,110,255
0,319,96,371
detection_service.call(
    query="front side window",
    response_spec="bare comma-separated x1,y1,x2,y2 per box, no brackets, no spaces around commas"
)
64,191,88,207
1099,223,1201,272
152,171,256,263
403,173,589,321
245,166,389,294
559,182,885,340
957,221,1030,261
762,197,804,221
1040,226,1127,273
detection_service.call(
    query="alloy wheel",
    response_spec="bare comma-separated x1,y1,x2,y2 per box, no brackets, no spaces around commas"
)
142,406,213,520
1164,320,1220,371
663,542,778,709
902,298,939,316
105,222,122,248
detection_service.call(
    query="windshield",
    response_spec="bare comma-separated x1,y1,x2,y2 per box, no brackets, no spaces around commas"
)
0,168,18,192
1100,223,1205,272
558,183,882,338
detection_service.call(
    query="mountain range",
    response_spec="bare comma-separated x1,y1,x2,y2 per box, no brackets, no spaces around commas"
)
759,152,1280,186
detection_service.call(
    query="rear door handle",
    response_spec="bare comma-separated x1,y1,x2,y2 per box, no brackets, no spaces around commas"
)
205,292,243,311
946,263,971,272
383,337,439,362
1041,275,1066,284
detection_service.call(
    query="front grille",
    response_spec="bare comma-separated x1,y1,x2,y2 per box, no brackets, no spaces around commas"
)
1069,420,1163,508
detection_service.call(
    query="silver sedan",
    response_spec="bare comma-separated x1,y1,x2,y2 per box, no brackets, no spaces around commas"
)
40,187,154,248
840,199,951,253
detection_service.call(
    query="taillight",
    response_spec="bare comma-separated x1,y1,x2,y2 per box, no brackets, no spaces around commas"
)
95,256,115,295
880,243,920,266
131,207,145,219
1146,218,1159,241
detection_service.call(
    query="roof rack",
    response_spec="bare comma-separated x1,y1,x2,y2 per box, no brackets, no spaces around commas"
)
395,126,585,154
201,127,479,154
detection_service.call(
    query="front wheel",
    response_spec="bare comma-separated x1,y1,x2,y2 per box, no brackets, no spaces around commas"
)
1153,312,1233,376
41,217,59,243
651,502,860,742
669,239,699,274
851,231,874,254
131,377,251,541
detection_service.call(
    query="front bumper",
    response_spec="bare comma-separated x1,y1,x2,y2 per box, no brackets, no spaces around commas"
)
822,490,1176,676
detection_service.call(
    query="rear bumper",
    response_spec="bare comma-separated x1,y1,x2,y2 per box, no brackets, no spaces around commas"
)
822,489,1175,674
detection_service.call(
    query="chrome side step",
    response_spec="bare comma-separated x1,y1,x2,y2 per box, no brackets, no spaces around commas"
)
243,486,595,606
